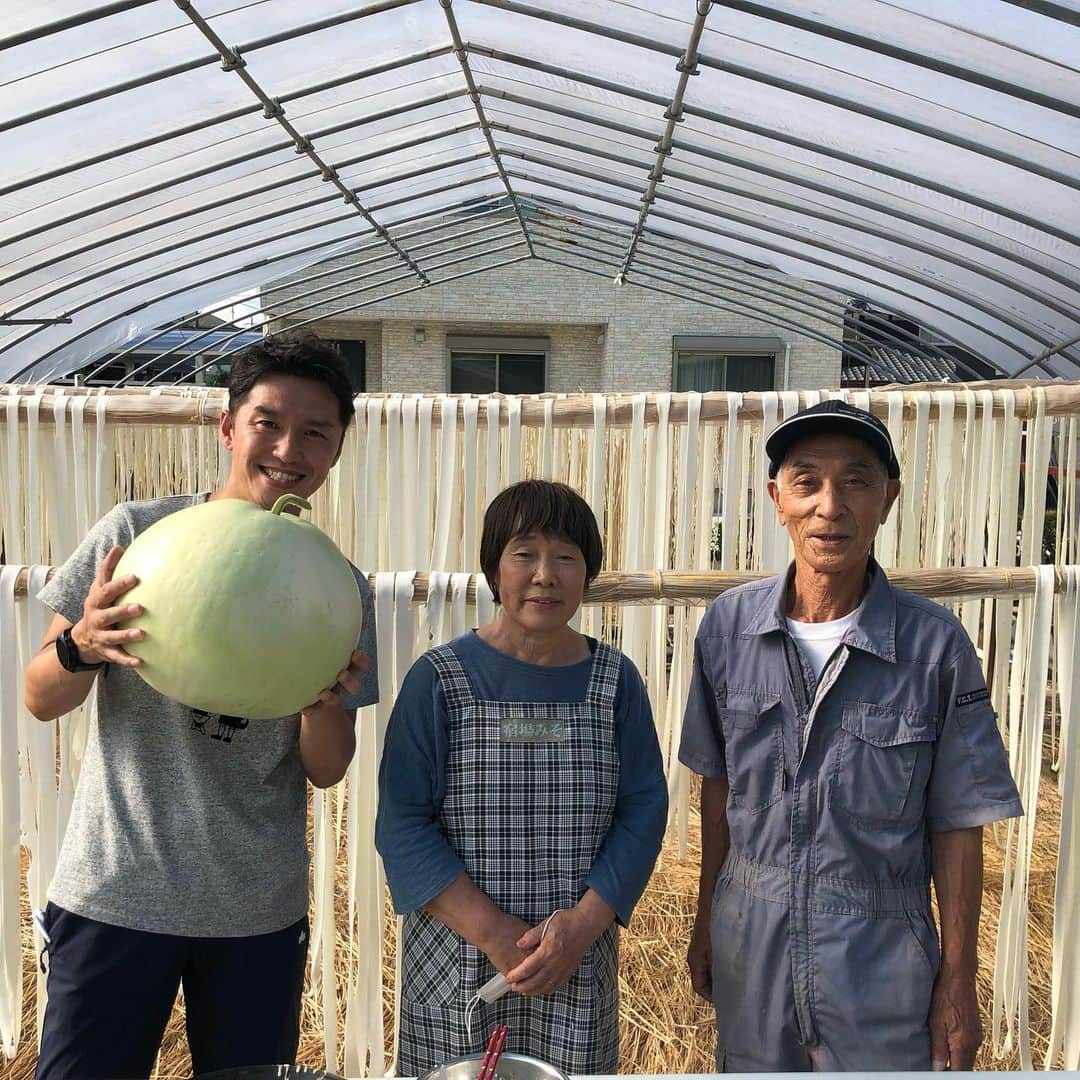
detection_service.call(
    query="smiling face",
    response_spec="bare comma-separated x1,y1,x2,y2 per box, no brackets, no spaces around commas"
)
492,531,589,635
768,432,901,578
216,374,346,508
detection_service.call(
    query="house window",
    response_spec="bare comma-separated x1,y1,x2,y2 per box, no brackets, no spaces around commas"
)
327,338,366,392
447,335,547,393
672,335,781,392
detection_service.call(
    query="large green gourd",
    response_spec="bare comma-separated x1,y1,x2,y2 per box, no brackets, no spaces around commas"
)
114,495,364,719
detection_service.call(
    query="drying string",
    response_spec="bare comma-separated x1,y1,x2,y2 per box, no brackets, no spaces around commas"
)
2,388,1079,1065
1046,568,1080,1068
0,567,23,1059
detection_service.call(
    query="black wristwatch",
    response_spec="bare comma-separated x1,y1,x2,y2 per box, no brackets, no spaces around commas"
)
56,627,106,673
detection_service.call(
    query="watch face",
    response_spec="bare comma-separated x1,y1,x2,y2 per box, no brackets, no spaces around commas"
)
56,629,77,672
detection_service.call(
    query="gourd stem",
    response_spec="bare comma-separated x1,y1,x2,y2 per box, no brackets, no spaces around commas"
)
270,494,312,516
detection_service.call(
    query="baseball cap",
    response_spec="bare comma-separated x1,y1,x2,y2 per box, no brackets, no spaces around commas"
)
765,400,900,479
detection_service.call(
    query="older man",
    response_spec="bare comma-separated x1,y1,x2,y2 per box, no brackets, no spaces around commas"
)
680,400,1022,1072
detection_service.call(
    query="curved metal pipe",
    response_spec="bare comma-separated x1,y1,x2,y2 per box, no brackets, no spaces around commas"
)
503,159,1060,351
9,181,504,379
162,252,533,386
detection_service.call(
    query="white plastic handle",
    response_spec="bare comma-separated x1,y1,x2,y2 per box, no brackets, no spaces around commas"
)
478,972,509,1004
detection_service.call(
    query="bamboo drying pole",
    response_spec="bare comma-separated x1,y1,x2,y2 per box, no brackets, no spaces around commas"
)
3,382,1080,427
9,565,1073,603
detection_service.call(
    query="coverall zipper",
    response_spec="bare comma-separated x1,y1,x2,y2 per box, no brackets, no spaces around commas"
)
785,636,850,1048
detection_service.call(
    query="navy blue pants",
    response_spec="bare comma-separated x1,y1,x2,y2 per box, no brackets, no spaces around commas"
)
35,903,308,1080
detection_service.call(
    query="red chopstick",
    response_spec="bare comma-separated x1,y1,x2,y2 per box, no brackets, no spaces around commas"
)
477,1023,508,1080
477,1024,500,1080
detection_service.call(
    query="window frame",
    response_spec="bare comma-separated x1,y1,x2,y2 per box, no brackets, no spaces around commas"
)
671,335,782,392
446,335,549,394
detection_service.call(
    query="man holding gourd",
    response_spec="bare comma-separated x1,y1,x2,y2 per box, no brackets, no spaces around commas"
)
24,334,378,1079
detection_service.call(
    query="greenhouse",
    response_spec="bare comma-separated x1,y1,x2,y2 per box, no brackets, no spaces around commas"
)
2,1,1079,1077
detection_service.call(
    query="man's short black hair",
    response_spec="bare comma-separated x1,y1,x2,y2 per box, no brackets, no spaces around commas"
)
227,332,355,431
480,480,604,604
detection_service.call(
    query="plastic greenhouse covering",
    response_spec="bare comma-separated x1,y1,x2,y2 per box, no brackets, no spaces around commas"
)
1,0,1078,384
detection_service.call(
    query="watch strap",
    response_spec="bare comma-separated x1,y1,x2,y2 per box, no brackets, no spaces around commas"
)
56,627,105,673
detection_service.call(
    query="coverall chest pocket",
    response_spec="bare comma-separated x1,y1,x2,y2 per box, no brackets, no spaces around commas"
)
831,701,937,829
719,692,784,814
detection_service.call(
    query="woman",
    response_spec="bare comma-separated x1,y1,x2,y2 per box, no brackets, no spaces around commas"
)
376,480,667,1076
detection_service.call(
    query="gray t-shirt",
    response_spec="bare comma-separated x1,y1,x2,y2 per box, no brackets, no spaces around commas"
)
37,493,379,937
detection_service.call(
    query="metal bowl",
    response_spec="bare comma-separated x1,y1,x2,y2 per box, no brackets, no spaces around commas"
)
418,1052,570,1080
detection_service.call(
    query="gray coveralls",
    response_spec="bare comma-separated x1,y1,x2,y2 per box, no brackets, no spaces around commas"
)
679,561,1023,1072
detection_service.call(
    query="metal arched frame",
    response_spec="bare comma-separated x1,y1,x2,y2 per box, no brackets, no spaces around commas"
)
2,0,1076,383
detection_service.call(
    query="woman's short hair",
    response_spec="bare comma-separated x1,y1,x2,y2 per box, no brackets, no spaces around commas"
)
480,480,604,603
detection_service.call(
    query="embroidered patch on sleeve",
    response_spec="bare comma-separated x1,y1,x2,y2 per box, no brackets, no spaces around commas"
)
956,688,991,708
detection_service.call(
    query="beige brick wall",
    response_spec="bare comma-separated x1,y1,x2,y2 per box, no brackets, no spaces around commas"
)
275,243,843,393
376,321,602,394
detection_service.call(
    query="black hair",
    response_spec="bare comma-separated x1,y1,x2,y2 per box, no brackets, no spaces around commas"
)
480,480,604,603
227,332,355,431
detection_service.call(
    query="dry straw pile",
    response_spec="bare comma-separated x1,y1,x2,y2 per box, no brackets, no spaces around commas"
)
10,769,1062,1079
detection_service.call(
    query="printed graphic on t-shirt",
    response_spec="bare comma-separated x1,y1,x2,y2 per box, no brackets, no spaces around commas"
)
190,709,249,743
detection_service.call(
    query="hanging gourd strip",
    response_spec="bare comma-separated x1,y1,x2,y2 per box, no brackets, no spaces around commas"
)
5,384,1080,425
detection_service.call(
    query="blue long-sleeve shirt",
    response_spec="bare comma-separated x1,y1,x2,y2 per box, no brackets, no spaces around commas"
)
375,631,668,926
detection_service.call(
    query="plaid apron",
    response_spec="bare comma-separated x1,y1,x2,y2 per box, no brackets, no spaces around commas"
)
397,641,622,1076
